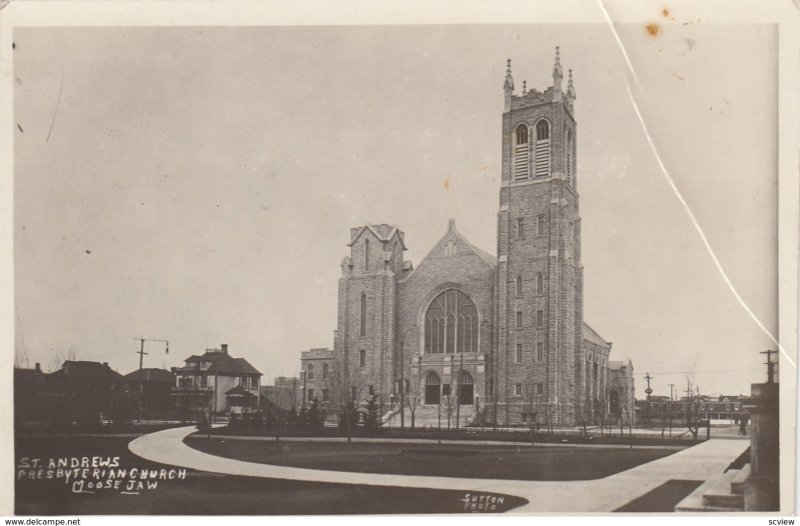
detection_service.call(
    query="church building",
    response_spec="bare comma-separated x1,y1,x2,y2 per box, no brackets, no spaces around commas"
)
322,49,634,427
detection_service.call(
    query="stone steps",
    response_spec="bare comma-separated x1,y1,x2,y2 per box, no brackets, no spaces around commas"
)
675,467,746,512
731,463,751,495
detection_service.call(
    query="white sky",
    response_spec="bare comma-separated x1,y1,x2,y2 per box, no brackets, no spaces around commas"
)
13,23,777,398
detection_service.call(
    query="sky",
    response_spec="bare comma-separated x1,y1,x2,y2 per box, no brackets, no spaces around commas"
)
12,22,778,398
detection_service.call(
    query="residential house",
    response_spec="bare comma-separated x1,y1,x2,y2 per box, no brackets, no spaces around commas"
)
171,344,261,417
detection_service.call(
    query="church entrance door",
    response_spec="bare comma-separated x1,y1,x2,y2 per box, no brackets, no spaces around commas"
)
425,372,440,405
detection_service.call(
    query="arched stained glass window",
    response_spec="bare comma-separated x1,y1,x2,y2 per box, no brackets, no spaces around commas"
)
424,289,479,354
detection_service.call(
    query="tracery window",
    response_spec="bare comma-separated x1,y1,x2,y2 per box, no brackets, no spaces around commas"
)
424,289,479,354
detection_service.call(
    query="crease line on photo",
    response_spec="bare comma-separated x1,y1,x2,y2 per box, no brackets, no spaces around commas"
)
598,0,792,369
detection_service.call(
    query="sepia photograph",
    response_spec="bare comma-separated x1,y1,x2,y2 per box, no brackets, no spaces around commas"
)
3,1,797,519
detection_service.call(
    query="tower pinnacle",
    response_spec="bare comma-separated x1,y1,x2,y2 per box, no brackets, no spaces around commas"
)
567,69,576,99
503,58,514,112
553,46,563,78
503,59,514,91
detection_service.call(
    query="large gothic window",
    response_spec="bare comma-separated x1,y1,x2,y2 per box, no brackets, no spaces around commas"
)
424,289,479,354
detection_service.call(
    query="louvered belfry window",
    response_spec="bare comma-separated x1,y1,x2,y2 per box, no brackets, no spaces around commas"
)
513,124,529,180
535,120,551,178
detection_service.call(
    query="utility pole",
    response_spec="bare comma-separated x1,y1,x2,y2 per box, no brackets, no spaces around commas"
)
644,372,653,422
132,337,169,422
667,383,675,437
456,353,463,429
399,341,405,430
760,349,778,383
133,337,169,370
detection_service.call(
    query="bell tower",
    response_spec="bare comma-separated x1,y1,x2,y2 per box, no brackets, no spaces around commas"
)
494,49,582,425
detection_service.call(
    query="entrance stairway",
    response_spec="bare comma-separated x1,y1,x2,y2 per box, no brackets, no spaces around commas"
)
383,404,476,429
675,463,750,512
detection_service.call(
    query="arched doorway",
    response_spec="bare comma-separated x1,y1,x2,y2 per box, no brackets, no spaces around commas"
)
458,371,474,405
425,372,440,405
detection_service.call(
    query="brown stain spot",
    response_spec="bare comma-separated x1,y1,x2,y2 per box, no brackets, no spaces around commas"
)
646,23,660,37
478,162,487,173
662,8,669,17
443,174,451,191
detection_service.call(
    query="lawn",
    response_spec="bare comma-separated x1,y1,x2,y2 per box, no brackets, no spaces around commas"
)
15,434,526,515
186,436,684,481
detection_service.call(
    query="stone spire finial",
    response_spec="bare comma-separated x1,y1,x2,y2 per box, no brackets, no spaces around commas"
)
567,69,576,99
503,58,514,112
503,58,514,91
553,46,563,78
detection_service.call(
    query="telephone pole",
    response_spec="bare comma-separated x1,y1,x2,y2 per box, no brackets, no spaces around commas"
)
644,372,653,421
133,337,169,370
132,337,169,422
760,349,778,383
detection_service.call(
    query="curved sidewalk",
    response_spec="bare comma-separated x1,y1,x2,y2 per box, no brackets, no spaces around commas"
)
128,426,749,513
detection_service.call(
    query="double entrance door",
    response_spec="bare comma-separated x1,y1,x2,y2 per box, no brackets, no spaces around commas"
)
424,371,474,405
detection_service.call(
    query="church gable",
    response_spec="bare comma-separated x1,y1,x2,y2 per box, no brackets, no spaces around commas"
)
403,219,496,282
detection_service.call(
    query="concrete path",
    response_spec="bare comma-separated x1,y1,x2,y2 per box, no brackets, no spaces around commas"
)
128,426,749,513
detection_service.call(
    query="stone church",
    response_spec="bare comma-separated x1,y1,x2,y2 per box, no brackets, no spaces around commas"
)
316,49,635,427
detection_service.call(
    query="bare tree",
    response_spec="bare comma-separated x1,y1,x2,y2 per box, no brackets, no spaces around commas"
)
49,345,78,372
329,353,366,442
440,391,457,431
405,379,421,430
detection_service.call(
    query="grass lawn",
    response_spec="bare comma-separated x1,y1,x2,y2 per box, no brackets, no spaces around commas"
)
186,436,684,481
15,434,525,515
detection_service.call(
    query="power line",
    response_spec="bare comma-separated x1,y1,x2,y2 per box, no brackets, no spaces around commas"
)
646,369,749,375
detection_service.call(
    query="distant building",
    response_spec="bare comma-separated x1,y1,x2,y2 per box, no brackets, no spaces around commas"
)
114,368,176,421
300,348,335,409
260,376,300,412
48,360,123,425
171,344,262,417
636,394,747,424
607,358,636,425
14,363,48,424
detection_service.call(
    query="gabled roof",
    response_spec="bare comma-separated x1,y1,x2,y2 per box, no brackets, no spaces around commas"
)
582,323,612,348
122,368,175,383
349,224,407,250
403,219,496,281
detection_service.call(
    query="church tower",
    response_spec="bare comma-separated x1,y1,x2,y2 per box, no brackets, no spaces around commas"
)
494,49,582,425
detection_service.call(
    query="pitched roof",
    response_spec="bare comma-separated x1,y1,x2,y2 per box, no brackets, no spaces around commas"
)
51,360,122,379
225,385,256,397
582,323,612,348
182,350,262,376
122,368,175,383
608,357,633,371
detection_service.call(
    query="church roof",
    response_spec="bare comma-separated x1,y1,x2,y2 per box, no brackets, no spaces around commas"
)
582,323,611,348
